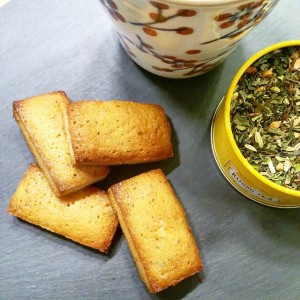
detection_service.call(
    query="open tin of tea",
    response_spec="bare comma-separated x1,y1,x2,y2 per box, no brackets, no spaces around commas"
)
211,40,300,208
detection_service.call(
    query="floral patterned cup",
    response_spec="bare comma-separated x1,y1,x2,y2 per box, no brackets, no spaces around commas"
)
99,0,279,78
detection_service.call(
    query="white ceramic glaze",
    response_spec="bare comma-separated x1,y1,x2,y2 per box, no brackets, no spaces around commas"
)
99,0,279,78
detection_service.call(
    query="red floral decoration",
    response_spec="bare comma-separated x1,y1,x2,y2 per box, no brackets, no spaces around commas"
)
215,1,265,29
130,1,196,36
100,0,126,22
118,34,228,76
199,0,279,45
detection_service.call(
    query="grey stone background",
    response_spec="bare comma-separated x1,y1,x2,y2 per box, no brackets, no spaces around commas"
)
1,0,299,299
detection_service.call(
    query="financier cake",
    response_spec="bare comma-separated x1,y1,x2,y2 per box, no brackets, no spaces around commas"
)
13,92,109,196
8,164,118,252
65,100,173,165
108,169,202,293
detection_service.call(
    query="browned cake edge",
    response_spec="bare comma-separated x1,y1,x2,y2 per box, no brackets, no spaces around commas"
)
8,164,118,252
73,155,174,166
108,186,155,292
12,92,109,196
108,170,203,293
66,100,174,166
64,102,77,165
13,97,63,196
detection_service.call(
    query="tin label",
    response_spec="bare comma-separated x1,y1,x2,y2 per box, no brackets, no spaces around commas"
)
224,161,280,204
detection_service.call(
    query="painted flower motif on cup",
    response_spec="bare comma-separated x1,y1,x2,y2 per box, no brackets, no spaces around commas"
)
130,1,196,36
99,0,279,78
100,0,125,22
203,0,279,44
118,33,238,76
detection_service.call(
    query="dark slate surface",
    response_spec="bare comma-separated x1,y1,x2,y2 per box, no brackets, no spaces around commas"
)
1,0,299,299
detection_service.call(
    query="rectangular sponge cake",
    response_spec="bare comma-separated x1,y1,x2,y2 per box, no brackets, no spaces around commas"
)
65,100,173,165
13,92,109,196
8,164,118,252
108,169,202,293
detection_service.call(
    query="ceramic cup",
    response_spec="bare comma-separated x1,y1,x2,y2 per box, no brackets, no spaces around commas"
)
99,0,279,78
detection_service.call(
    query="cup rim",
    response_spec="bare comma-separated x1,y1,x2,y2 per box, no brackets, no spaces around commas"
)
224,40,300,197
156,0,258,8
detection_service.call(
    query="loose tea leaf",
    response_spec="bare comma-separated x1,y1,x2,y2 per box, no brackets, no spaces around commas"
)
230,46,300,190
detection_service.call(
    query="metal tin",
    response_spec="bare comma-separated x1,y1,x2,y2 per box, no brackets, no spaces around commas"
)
211,40,300,208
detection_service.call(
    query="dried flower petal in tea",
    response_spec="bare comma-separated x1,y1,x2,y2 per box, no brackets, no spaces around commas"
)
230,46,300,190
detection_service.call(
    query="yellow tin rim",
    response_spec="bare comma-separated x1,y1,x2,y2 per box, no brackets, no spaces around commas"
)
224,40,300,197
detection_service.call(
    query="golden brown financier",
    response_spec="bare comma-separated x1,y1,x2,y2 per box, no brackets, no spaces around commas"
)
108,169,202,293
65,100,173,165
8,164,118,252
13,92,109,196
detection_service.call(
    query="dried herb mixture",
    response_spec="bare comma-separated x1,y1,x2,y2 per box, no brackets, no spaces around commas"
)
230,46,300,190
